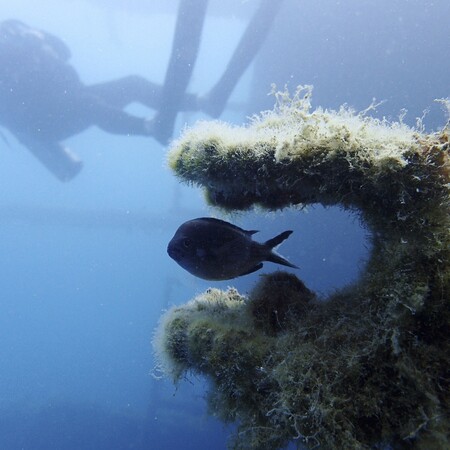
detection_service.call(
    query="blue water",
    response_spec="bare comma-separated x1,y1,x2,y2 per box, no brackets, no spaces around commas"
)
0,1,448,449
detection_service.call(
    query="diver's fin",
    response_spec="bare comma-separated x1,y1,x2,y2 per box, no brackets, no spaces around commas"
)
17,134,83,182
201,0,285,118
239,263,263,277
152,0,208,143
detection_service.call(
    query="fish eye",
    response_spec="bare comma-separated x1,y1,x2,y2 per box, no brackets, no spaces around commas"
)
183,238,192,248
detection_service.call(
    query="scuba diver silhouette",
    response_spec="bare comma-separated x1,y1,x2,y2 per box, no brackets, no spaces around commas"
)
0,19,199,181
0,0,284,181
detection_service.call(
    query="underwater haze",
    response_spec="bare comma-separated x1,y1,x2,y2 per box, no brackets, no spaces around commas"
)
0,1,448,449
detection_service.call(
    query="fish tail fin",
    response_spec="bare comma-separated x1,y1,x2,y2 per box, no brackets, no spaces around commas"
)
266,252,299,269
265,230,293,249
264,230,299,269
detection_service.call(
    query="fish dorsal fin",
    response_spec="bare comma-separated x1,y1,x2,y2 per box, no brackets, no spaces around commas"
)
195,217,257,236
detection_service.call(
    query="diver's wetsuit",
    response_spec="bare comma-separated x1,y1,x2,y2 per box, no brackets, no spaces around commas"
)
0,20,197,180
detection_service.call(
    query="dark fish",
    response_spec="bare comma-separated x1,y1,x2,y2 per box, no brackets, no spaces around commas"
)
167,217,298,281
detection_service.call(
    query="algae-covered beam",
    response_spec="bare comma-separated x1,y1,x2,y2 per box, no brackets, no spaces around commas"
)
168,87,448,234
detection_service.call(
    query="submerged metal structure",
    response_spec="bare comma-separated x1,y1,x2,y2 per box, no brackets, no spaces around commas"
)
155,88,449,449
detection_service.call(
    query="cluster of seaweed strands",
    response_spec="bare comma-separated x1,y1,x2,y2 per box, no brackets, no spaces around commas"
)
155,88,449,449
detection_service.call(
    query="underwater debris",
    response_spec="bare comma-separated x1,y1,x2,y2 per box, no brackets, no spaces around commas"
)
155,87,450,449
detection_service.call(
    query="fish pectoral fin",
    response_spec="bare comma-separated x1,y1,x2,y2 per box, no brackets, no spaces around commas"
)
239,263,263,277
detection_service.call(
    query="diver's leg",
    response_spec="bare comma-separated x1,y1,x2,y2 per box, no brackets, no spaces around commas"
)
201,0,285,118
86,99,151,136
87,75,200,112
151,0,209,144
87,76,162,109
